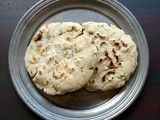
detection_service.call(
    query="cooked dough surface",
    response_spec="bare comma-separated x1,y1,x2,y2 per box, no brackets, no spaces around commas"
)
83,22,137,91
25,22,97,95
25,22,137,95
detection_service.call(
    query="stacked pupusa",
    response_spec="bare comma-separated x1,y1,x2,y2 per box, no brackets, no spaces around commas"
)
25,22,137,95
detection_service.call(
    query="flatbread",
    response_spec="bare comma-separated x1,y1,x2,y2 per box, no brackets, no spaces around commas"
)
83,22,138,91
25,22,138,95
25,22,98,95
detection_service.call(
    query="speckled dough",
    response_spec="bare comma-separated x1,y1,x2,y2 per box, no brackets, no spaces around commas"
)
25,22,138,95
82,22,138,91
25,22,98,95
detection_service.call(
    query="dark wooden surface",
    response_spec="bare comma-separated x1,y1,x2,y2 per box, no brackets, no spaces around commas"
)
0,0,160,120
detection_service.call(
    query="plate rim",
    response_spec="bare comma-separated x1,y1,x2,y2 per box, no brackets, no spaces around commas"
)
8,0,149,119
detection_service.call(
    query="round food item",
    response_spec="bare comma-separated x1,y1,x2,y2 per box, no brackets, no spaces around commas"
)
82,22,138,91
25,22,98,95
25,22,138,95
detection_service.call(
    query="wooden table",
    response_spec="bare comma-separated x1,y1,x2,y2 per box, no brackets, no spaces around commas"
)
0,0,160,119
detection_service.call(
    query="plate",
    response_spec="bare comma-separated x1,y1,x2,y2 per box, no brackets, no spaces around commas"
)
9,0,149,119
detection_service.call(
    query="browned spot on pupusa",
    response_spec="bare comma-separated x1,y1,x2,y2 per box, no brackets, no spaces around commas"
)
115,55,119,63
48,57,52,61
68,26,77,32
113,41,121,50
108,61,116,69
100,42,107,46
46,81,49,85
88,31,94,35
66,36,71,41
105,51,112,61
112,49,119,63
107,71,115,75
46,56,53,64
121,41,128,47
60,72,65,77
102,74,106,82
39,70,42,75
34,31,42,42
112,48,116,54
118,62,122,66
96,33,106,40
30,55,38,64
94,66,99,74
99,57,108,63
115,42,119,46
99,58,103,63
52,71,59,79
